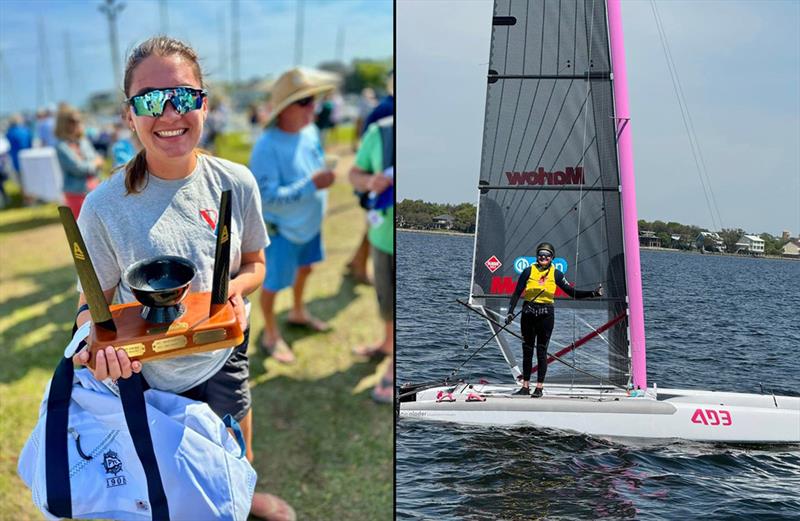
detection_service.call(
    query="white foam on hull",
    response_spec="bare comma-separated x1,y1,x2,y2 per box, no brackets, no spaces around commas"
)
398,383,800,444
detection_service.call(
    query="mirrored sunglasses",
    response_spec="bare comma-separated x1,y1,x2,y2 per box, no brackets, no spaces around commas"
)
127,87,207,117
294,96,314,107
537,250,553,258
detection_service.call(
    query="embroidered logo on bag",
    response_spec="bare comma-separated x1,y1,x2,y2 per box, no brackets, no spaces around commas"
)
103,450,128,488
103,450,122,475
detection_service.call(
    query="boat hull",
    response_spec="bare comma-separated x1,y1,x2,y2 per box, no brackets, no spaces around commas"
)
398,384,800,444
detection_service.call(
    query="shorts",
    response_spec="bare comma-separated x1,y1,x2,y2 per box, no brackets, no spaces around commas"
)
179,328,252,422
371,246,394,321
263,230,324,292
142,329,252,422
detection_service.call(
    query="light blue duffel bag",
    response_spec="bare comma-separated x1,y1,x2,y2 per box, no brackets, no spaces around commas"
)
18,353,256,520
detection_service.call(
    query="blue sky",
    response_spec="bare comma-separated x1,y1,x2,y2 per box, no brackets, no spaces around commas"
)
0,0,393,113
398,0,800,235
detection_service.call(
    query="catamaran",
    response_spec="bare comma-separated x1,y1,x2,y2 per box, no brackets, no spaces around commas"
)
398,0,800,444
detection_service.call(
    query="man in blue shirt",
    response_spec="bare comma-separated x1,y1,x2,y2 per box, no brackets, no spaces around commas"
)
5,114,33,174
250,67,337,363
361,71,394,134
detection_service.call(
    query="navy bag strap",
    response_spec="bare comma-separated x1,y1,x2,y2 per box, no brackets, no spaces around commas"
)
44,356,75,519
44,337,170,519
118,374,170,520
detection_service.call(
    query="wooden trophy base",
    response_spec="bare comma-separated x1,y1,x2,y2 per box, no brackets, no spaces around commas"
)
87,292,244,369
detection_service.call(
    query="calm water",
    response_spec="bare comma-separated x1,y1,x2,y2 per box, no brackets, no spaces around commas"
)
396,230,800,520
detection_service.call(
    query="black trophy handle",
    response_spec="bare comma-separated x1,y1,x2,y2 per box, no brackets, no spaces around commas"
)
58,207,116,332
209,190,231,315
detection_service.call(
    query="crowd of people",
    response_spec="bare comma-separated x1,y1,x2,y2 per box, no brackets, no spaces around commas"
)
7,35,394,521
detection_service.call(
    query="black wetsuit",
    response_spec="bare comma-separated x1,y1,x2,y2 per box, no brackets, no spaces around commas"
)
508,265,597,383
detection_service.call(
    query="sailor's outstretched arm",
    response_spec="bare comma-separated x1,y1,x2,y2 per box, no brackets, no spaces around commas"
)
554,270,602,299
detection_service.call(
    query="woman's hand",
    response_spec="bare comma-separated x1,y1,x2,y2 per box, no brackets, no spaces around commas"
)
73,345,142,381
228,289,247,332
368,173,393,195
594,284,604,297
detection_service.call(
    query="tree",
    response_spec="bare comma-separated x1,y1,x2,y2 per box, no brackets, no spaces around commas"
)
719,228,745,253
760,233,784,256
344,59,392,94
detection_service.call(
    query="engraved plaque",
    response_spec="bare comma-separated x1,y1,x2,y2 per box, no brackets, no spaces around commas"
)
152,335,187,352
193,328,227,345
119,343,146,357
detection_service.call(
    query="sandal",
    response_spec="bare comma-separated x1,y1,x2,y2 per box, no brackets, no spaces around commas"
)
251,492,296,521
286,314,331,332
260,337,296,364
436,391,456,403
344,266,373,286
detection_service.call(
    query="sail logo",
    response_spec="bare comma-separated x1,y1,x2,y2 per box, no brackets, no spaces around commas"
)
505,166,585,186
490,275,571,297
484,256,502,273
514,257,533,274
490,276,515,294
690,408,732,426
513,257,568,274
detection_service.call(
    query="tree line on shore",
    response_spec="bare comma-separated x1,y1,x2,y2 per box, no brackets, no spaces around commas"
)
396,199,477,233
397,199,790,255
636,219,787,255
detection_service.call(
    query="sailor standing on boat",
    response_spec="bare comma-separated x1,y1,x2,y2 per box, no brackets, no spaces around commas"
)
505,242,602,397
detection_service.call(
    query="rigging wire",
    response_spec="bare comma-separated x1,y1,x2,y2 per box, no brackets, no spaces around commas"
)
650,0,725,232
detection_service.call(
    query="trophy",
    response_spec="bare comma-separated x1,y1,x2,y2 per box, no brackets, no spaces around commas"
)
59,190,244,368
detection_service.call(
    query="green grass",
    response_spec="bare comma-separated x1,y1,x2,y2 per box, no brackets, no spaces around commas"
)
0,138,392,520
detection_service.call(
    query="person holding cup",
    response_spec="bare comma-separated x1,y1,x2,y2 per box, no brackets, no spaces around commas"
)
70,36,295,520
250,67,338,364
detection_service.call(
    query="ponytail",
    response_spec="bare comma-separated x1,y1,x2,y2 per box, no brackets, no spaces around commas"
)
123,149,149,194
115,148,211,195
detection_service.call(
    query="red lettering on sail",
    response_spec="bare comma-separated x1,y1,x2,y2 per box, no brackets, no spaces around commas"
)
691,408,732,427
490,276,516,294
505,167,585,186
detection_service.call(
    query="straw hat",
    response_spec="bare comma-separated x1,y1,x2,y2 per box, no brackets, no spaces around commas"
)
264,67,339,126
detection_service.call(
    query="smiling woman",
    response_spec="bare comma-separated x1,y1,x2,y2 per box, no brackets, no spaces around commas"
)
63,36,296,520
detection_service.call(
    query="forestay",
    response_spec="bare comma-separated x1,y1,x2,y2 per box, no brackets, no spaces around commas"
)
469,0,630,386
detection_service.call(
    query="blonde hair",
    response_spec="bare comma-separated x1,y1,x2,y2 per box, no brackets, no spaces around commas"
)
54,105,83,141
120,36,207,194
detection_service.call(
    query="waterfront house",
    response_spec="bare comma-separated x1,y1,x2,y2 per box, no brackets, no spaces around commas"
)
639,230,660,248
432,214,455,230
782,239,800,258
735,234,765,256
695,231,725,253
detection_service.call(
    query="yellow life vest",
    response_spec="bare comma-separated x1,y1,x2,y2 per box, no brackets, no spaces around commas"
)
523,265,556,304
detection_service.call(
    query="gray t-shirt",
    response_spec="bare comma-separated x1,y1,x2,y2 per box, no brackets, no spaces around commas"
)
77,154,269,392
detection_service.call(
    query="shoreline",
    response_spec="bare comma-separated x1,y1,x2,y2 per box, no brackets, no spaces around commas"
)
398,227,473,237
398,228,799,261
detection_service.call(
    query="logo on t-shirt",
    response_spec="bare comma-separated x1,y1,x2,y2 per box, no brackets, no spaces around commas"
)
199,209,218,231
